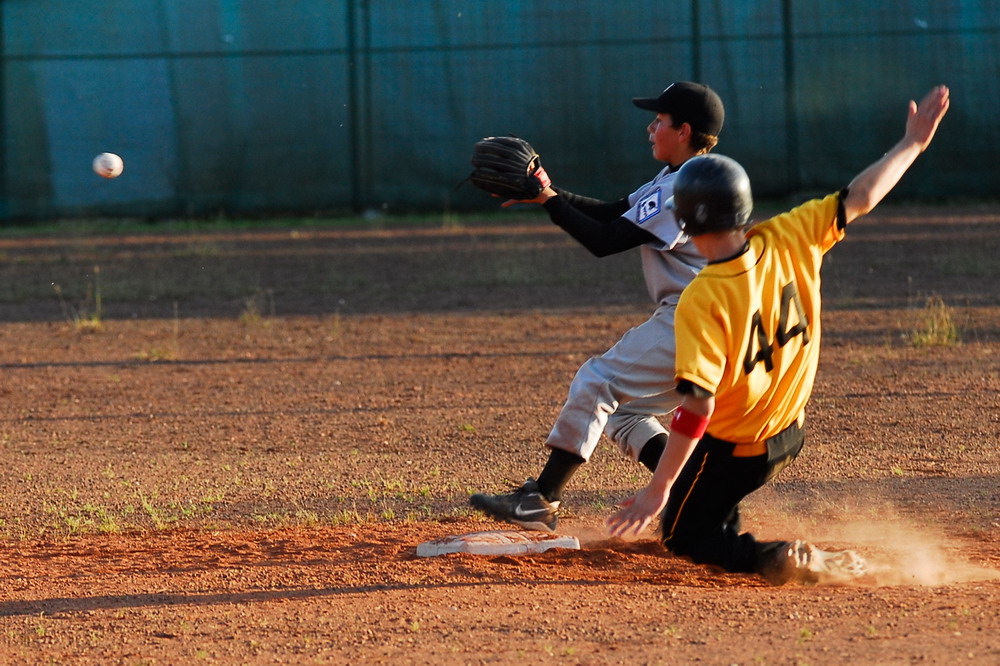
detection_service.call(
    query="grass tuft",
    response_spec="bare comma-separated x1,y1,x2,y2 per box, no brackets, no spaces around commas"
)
239,288,275,325
53,265,103,331
908,295,959,347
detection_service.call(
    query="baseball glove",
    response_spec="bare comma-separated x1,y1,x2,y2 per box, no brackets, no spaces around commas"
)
469,136,552,200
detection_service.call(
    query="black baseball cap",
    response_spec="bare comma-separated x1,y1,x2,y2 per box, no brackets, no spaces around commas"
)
632,81,725,136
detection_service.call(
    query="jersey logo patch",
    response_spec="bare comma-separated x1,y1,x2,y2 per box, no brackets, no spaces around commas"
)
636,190,661,224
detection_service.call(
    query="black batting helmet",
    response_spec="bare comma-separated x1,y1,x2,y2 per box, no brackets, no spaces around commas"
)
667,154,753,236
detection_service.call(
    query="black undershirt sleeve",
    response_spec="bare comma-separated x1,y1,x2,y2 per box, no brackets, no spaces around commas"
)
551,187,630,222
837,187,849,231
542,193,659,257
676,379,714,399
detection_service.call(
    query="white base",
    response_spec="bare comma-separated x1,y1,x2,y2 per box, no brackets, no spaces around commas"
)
416,530,581,557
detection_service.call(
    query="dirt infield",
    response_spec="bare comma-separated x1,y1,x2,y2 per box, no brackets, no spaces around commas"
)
0,208,998,663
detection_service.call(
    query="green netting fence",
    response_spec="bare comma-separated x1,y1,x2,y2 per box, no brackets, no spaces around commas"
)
1,0,997,221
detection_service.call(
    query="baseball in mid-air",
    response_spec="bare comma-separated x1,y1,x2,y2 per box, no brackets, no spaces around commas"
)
92,152,124,179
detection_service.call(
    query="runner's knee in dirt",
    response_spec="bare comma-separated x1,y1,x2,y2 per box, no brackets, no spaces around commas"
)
662,524,761,574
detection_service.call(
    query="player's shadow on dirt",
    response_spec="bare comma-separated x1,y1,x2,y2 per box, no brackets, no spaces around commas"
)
0,579,603,618
0,348,564,372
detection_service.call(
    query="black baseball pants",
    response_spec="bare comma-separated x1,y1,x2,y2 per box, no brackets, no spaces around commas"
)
659,421,805,575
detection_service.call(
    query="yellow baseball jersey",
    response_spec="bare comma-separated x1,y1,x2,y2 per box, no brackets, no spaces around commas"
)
674,192,845,444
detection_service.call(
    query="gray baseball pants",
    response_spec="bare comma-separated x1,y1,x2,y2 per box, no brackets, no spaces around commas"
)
546,303,680,462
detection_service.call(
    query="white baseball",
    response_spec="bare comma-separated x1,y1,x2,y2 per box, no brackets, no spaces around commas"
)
93,152,124,179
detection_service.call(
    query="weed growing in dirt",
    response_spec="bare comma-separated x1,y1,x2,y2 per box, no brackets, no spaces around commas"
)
52,265,103,331
294,509,320,525
908,295,959,347
328,310,343,339
43,495,122,535
135,303,182,361
86,504,121,534
240,288,275,324
136,488,172,530
129,485,212,530
330,508,365,525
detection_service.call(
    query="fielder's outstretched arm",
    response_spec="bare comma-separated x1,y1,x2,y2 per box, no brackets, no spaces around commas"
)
843,85,950,223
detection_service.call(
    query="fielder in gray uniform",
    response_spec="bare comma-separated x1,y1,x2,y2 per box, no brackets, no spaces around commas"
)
470,81,725,531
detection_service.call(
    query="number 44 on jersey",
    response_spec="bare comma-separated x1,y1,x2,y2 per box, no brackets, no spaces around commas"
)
743,282,810,375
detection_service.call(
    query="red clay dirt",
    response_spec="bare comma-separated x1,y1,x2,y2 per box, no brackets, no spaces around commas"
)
0,208,998,664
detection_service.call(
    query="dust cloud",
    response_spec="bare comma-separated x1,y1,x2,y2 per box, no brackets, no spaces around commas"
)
569,492,999,587
794,516,998,586
743,489,999,586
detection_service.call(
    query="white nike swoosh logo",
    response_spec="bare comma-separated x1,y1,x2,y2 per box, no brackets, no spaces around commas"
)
513,506,551,518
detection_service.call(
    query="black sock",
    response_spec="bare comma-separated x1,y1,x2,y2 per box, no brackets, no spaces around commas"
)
638,433,668,472
535,448,585,502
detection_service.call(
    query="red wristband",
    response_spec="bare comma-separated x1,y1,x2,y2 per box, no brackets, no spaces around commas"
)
534,166,552,190
671,406,709,439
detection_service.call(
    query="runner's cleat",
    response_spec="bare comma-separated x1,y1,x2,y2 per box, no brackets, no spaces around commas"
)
763,540,871,586
469,478,560,532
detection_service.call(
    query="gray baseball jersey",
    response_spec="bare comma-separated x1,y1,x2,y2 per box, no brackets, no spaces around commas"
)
546,166,707,462
625,165,706,306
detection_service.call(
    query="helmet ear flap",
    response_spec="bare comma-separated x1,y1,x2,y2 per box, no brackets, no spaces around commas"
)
671,155,753,236
665,196,683,230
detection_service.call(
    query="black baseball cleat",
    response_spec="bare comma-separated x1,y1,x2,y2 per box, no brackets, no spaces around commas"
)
469,478,560,532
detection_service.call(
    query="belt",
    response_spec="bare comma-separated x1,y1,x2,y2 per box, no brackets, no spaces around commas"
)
731,440,767,457
714,419,804,459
